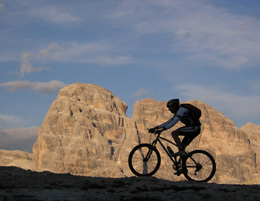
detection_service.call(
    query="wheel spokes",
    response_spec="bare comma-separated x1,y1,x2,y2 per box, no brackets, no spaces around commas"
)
131,146,158,175
185,152,214,181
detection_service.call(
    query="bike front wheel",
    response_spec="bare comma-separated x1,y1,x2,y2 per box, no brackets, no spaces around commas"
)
183,150,216,182
128,143,161,176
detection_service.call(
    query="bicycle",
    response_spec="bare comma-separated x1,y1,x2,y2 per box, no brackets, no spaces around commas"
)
128,129,216,182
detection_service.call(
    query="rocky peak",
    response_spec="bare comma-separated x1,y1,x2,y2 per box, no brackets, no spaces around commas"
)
1,83,259,184
241,123,260,139
57,83,128,116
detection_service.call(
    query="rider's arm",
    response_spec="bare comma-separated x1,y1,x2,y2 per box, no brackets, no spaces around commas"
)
156,118,172,129
158,107,187,130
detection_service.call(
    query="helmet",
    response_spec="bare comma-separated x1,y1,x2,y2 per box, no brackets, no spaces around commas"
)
167,99,179,108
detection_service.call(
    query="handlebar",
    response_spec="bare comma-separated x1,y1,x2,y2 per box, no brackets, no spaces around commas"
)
147,128,164,134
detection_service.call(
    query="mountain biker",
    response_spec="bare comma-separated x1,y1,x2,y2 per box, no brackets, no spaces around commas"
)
148,99,201,157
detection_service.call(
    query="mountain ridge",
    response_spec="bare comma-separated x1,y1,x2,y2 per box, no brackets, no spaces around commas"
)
0,83,259,184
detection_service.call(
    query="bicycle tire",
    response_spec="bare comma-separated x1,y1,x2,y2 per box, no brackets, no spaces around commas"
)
128,143,161,177
183,150,216,182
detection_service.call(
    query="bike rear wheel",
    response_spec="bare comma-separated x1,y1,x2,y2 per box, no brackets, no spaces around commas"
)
183,150,216,182
128,144,161,176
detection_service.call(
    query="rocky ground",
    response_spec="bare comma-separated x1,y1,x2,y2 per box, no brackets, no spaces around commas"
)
0,166,259,201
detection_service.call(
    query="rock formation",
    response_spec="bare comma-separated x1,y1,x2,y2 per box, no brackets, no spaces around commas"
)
1,83,260,184
241,123,260,181
32,83,132,177
0,150,34,170
130,98,259,183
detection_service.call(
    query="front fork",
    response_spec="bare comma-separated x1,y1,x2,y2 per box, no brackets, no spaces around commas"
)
144,140,158,162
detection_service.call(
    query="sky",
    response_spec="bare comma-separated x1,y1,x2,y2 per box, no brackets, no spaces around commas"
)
1,0,260,153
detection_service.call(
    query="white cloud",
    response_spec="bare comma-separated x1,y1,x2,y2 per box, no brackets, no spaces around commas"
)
0,80,67,94
39,43,59,58
50,41,132,65
19,43,58,77
5,1,259,70
132,88,148,97
31,80,67,93
0,126,38,140
0,126,38,152
0,114,27,129
20,53,47,77
110,0,260,70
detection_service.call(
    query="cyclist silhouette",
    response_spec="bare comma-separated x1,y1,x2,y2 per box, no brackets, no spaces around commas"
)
148,99,201,157
129,99,215,180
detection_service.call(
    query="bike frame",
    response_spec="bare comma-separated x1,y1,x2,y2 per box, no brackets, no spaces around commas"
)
148,132,182,167
145,131,202,173
129,131,216,182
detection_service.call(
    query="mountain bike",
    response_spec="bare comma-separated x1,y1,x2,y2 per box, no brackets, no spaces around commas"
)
128,130,216,182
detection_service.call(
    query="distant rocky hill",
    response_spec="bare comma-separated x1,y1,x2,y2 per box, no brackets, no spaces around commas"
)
0,150,33,170
0,83,259,184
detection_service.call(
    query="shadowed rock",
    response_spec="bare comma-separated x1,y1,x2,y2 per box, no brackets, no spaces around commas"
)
0,166,260,201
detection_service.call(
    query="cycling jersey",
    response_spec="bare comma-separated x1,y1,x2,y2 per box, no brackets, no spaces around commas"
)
158,106,201,130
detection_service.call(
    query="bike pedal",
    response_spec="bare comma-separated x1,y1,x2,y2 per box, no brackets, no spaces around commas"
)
174,168,187,176
174,171,181,176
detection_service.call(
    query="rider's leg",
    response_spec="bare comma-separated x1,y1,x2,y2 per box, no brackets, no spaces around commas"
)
181,126,201,147
171,130,185,151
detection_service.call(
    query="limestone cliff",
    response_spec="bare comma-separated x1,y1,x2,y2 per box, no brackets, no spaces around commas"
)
0,150,34,170
31,83,259,183
32,83,132,177
241,123,260,180
1,83,259,184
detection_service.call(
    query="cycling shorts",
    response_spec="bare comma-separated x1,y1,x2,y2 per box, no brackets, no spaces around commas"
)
176,126,201,146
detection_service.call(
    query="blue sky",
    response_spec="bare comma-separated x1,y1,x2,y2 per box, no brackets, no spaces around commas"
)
1,0,260,152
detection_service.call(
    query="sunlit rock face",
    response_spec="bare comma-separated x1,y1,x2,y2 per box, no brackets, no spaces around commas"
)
32,83,132,177
0,150,34,170
2,83,258,184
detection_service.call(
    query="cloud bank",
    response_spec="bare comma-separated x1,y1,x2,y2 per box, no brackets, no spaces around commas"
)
132,88,149,98
0,126,38,152
109,0,260,70
0,114,27,129
0,80,67,94
3,1,260,70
